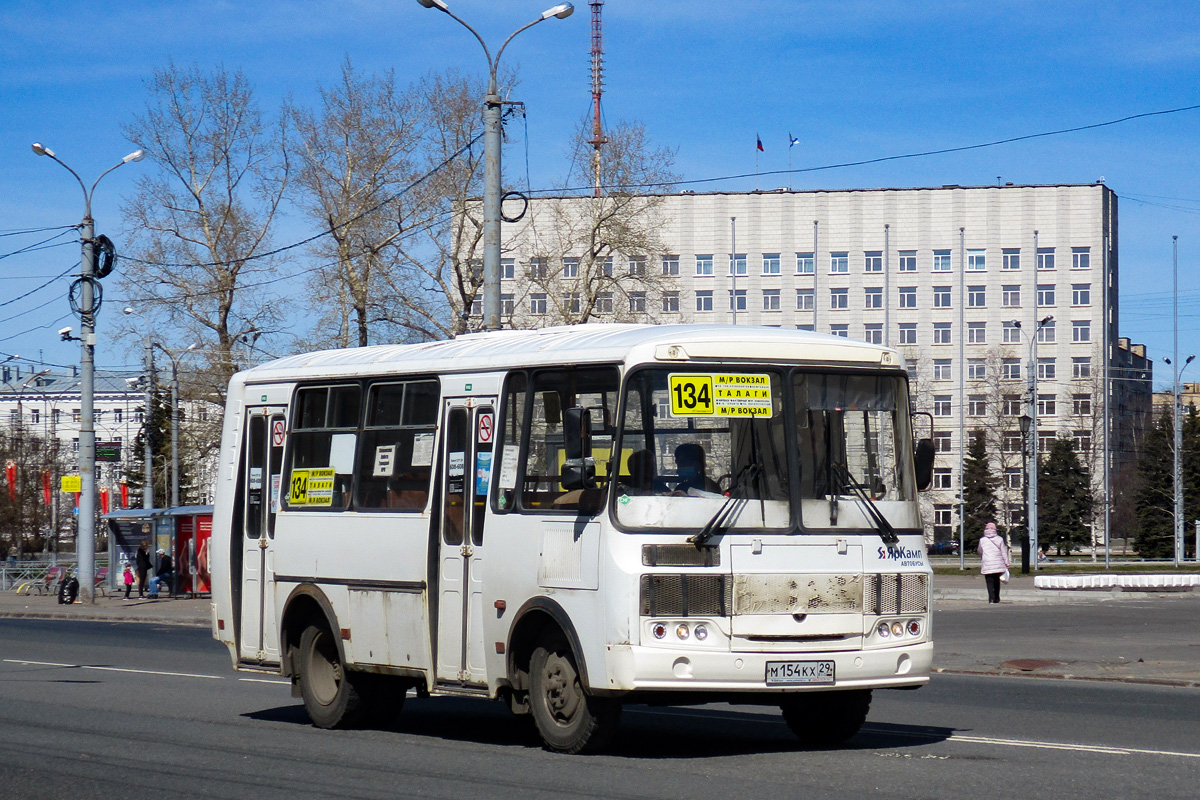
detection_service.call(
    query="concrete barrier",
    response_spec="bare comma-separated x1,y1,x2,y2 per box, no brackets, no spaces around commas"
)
1034,573,1200,591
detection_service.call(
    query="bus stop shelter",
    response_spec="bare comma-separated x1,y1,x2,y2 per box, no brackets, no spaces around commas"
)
103,506,213,596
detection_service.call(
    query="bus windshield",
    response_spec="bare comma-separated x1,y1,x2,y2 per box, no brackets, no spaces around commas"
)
613,367,915,533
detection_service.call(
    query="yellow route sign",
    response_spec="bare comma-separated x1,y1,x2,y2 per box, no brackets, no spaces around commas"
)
60,475,82,493
669,373,772,418
288,467,336,506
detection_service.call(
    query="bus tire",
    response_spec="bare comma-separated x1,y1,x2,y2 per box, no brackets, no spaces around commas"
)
780,689,872,747
297,623,366,729
529,633,620,754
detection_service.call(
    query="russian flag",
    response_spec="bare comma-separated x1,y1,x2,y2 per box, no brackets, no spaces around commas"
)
756,134,764,152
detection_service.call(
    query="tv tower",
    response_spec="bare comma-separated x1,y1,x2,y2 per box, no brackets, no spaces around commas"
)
588,0,606,196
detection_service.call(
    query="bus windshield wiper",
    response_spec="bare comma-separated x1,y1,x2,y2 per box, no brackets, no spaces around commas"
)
833,462,899,546
688,463,759,546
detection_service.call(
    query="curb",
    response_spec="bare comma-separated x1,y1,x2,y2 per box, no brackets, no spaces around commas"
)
0,610,209,628
932,666,1200,689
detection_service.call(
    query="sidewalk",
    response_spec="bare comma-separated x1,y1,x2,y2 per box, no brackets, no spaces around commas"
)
0,588,210,627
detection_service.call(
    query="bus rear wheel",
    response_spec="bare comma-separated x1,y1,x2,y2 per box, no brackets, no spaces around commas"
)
529,633,621,754
780,689,872,747
297,623,367,729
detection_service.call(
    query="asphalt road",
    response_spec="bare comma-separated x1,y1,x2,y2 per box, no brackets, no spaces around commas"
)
1,617,1199,800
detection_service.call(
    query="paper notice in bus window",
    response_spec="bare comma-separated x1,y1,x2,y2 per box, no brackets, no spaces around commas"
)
411,433,434,467
373,444,396,477
476,451,492,495
668,373,772,418
329,433,357,474
449,451,465,477
249,467,263,491
498,444,521,490
271,473,282,512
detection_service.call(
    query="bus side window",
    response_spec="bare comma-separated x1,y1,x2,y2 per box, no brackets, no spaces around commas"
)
285,384,361,511
354,379,439,512
494,372,527,513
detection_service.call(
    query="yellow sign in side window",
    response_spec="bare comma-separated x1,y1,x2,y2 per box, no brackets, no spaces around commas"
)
288,467,336,507
669,373,772,418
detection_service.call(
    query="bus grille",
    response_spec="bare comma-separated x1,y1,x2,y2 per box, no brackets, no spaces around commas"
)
864,573,929,614
640,574,731,616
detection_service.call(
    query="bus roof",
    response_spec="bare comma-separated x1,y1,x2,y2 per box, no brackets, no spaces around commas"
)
235,324,903,385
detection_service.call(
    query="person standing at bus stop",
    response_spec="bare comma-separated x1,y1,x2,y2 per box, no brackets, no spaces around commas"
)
135,542,153,598
977,522,1010,604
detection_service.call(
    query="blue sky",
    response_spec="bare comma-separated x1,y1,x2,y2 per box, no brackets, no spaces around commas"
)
1,1,1198,387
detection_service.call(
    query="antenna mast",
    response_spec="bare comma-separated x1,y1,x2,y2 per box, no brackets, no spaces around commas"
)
588,0,606,196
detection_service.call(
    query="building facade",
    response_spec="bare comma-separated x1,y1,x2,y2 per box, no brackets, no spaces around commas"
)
496,184,1152,546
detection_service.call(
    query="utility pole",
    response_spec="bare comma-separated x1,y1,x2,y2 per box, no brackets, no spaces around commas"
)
144,342,156,510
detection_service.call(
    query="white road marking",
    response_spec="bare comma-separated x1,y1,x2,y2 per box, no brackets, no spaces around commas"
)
4,658,222,680
239,677,290,685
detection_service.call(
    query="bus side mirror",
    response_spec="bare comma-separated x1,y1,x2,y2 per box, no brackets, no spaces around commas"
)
914,438,935,491
561,407,596,490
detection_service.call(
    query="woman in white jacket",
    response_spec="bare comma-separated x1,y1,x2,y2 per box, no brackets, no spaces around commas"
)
977,522,1010,604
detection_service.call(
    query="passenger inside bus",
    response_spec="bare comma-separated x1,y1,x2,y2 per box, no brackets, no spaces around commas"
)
622,449,658,495
670,443,721,495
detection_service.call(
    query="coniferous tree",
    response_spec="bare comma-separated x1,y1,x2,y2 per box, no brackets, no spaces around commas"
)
1038,436,1093,555
962,428,999,552
1134,407,1175,558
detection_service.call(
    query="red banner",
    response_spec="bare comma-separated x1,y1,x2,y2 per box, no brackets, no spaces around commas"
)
5,461,15,503
42,471,50,505
120,481,129,510
100,489,110,515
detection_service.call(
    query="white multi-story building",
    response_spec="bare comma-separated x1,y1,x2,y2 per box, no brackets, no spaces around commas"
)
496,183,1152,546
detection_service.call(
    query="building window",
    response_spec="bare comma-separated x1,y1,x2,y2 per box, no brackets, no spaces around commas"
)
863,323,883,344
696,290,713,312
762,253,781,275
829,252,849,273
967,249,986,271
864,287,883,309
1037,358,1056,381
1072,247,1091,270
1073,394,1092,415
796,252,814,274
933,322,952,345
629,292,646,313
1038,430,1055,451
501,294,515,316
864,251,883,272
933,431,952,452
600,257,614,277
830,324,849,337
729,289,747,312
1005,468,1022,490
933,250,952,272
1073,430,1092,452
1002,359,1021,380
968,285,986,308
1072,320,1091,343
1037,284,1055,307
622,257,643,277
933,395,952,416
934,359,953,381
562,257,579,279
470,298,482,317
1003,432,1023,453
1002,248,1020,271
1038,394,1056,416
565,292,581,314
31,409,40,424
968,358,986,380
797,324,815,332
899,286,917,308
1072,357,1092,379
899,250,917,272
501,258,515,279
590,292,611,314
933,468,953,489
72,438,79,453
53,409,62,425
1002,285,1021,307
830,288,848,309
934,505,953,526
968,321,986,344
695,254,714,276
662,291,679,313
762,288,781,311
1037,247,1055,270
9,409,19,424
933,286,952,308
899,323,917,345
1072,284,1091,306
528,257,548,280
729,253,747,276
1002,321,1021,344
968,395,987,416
1037,320,1055,343
796,288,815,311
661,255,679,276
1003,395,1022,416
73,409,81,423
530,293,547,315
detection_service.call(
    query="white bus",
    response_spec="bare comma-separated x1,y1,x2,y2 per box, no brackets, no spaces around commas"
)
210,324,935,753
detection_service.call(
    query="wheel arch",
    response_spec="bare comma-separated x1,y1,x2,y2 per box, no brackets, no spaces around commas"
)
279,583,341,679
507,597,591,692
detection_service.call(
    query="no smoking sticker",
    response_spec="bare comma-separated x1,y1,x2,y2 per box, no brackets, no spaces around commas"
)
478,412,494,443
272,420,286,447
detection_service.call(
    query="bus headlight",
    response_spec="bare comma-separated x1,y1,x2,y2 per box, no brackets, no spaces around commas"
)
876,621,891,638
890,622,905,637
675,623,690,640
694,623,709,641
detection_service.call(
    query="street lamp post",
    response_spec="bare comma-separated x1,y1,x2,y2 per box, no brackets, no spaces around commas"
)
1163,352,1195,567
32,142,144,603
1018,412,1032,573
415,0,574,331
1012,315,1053,570
152,342,197,508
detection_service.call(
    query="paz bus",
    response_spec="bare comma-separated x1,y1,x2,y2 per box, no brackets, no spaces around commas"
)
210,324,935,753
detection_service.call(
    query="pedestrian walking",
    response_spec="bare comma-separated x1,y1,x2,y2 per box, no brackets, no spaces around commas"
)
977,521,1010,604
122,564,134,600
136,541,152,598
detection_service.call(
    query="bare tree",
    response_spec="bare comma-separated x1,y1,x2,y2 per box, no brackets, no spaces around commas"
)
288,60,423,348
119,62,290,401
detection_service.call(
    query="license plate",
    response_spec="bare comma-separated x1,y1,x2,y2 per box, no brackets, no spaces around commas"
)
765,660,835,685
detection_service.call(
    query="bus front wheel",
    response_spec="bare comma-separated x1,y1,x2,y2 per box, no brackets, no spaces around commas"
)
780,689,872,747
297,623,367,729
529,633,621,754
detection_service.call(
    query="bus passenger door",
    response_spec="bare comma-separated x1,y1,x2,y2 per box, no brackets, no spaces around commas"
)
238,407,286,664
436,399,496,686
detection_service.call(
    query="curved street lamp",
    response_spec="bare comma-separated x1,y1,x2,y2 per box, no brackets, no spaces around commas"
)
414,0,574,331
1011,315,1053,571
31,142,144,603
